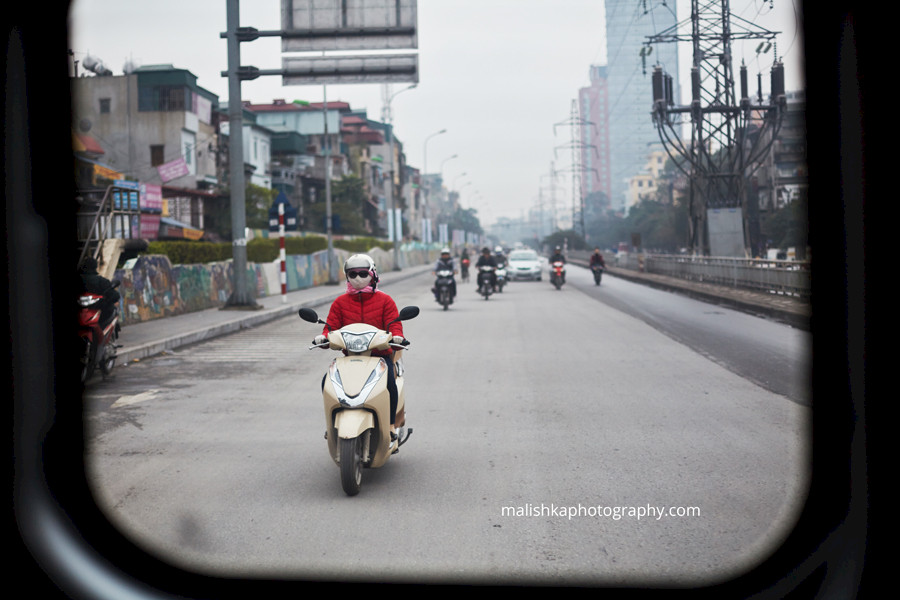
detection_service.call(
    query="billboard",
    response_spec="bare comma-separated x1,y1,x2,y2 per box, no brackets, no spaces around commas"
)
282,53,418,85
281,0,418,52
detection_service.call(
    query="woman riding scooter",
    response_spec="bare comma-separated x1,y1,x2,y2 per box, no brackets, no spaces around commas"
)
313,254,408,445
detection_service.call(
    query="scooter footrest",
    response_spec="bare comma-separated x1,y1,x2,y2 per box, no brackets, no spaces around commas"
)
399,427,413,446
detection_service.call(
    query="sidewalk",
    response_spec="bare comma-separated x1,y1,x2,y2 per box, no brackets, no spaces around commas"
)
115,261,811,367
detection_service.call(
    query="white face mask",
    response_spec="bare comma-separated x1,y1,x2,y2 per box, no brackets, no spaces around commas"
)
348,273,373,290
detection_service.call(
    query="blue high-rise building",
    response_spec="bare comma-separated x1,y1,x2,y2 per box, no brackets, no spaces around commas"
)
603,1,679,213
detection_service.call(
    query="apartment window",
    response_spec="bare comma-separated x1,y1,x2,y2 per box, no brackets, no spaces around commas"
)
150,145,165,167
139,85,189,112
99,98,111,114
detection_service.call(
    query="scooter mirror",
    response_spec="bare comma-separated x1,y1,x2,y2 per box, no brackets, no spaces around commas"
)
298,307,320,323
397,306,419,321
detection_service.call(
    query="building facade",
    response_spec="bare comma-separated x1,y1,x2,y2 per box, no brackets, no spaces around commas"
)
71,64,219,191
604,0,679,213
71,64,220,238
755,90,808,212
579,65,612,207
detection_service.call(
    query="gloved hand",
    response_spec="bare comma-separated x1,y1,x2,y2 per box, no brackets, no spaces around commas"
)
391,335,408,347
313,334,327,346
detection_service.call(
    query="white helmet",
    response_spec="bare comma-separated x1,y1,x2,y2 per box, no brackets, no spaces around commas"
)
343,253,378,285
440,247,451,254
344,253,375,272
495,246,503,253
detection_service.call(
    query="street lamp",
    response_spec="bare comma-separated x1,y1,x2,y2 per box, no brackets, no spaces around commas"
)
422,128,447,243
383,83,417,270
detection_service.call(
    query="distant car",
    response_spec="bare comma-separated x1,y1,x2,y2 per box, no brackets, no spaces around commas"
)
507,249,542,281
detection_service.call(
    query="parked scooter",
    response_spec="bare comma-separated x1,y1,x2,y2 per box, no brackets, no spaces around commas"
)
550,261,566,290
78,280,121,383
299,305,419,496
434,269,455,310
591,264,604,285
477,266,496,300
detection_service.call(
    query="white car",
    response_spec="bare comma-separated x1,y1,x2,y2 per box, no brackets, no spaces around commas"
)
507,249,542,281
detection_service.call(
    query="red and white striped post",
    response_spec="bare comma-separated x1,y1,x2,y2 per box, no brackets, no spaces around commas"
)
279,202,287,303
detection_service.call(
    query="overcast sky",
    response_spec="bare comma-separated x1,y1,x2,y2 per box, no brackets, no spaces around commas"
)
68,0,804,227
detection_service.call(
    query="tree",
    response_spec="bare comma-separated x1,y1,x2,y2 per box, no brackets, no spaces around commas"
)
446,206,483,236
304,175,369,235
205,183,277,241
543,229,586,252
245,184,278,230
760,194,809,256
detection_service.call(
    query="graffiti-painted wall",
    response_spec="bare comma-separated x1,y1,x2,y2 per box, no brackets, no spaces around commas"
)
114,246,439,325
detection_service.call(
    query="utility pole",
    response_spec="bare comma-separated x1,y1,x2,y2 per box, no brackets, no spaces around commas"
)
223,0,260,309
220,0,418,292
554,99,597,241
323,84,337,283
646,0,785,256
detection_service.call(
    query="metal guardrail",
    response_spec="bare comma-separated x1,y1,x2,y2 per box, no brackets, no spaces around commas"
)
572,251,811,299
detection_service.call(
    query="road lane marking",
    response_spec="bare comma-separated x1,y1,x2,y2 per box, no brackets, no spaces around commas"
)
111,390,160,408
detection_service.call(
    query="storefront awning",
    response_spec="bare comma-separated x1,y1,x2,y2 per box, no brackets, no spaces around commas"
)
159,216,204,240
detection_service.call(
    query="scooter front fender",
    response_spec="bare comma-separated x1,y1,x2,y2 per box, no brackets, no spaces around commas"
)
335,409,375,439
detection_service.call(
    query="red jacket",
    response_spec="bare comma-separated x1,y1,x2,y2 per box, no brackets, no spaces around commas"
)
323,290,403,357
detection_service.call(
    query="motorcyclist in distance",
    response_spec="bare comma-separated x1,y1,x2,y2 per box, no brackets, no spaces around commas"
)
493,245,507,269
432,247,458,302
474,246,498,291
590,247,606,269
549,245,567,284
459,247,471,282
313,254,407,446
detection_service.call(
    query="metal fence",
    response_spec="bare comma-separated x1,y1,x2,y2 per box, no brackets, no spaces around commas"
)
573,251,811,299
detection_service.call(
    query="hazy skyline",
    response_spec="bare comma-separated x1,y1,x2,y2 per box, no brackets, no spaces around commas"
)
69,0,804,227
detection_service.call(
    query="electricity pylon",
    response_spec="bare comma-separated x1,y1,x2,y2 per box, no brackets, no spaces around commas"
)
646,0,787,256
554,99,598,241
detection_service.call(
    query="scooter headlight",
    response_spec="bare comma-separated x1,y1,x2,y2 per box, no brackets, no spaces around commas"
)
78,295,101,307
329,359,387,407
341,331,376,353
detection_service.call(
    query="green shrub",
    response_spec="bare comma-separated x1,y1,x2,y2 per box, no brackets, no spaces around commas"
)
334,237,394,253
144,241,232,264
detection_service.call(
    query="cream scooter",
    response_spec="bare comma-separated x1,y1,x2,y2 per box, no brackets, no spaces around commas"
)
299,306,419,496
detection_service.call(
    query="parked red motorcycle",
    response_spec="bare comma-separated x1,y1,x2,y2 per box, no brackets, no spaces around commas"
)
78,280,121,383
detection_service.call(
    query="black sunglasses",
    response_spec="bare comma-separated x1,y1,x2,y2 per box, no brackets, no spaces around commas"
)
347,269,371,279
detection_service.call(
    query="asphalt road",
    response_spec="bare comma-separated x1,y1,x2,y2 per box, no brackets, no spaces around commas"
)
83,267,811,586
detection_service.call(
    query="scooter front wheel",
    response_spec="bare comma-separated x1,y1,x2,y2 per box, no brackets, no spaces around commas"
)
340,436,363,496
